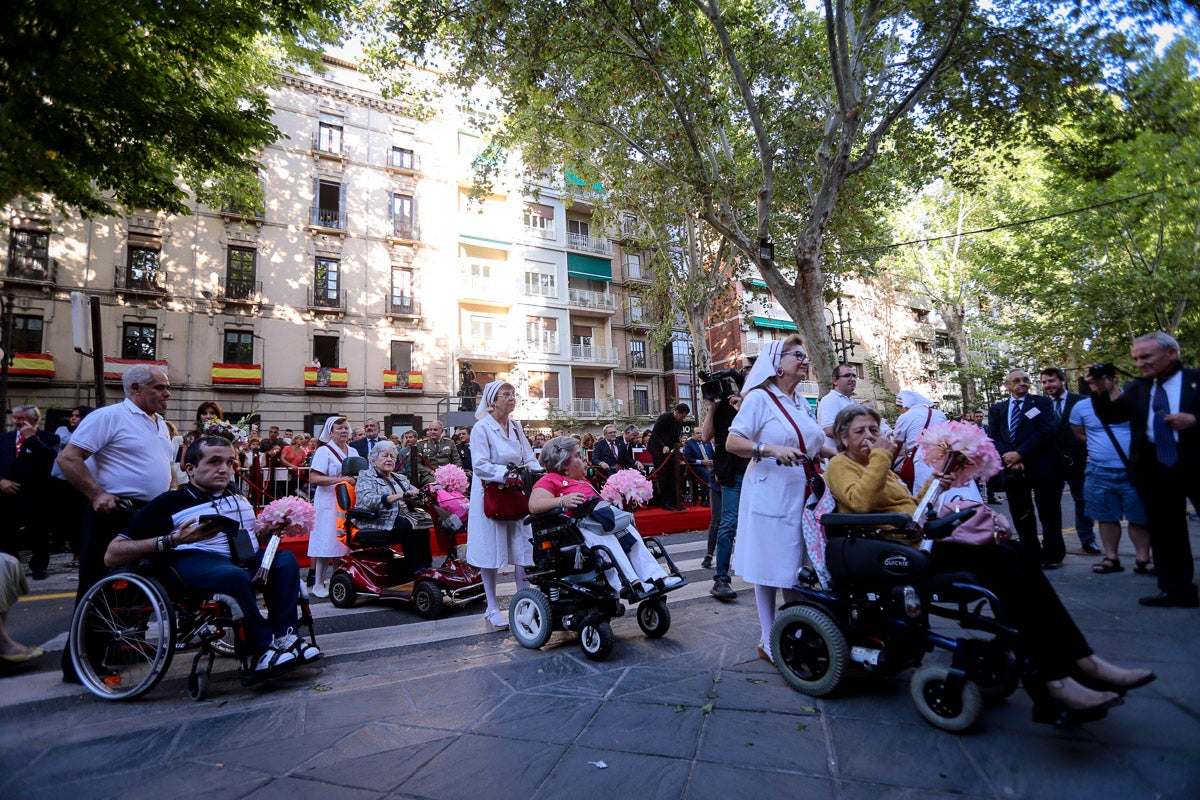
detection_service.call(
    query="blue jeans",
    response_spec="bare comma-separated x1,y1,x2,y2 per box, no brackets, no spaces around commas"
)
170,548,300,653
705,480,722,555
715,474,742,580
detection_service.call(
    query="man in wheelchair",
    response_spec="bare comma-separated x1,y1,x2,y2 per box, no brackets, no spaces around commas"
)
104,435,320,676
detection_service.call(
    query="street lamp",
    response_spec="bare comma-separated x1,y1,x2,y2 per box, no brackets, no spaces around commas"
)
758,238,774,263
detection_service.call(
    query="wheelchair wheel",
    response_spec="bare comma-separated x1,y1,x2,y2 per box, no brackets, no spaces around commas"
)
770,605,847,697
412,580,445,620
636,598,671,638
329,573,357,608
910,665,983,732
579,618,614,662
971,645,1020,706
70,572,177,701
509,588,554,649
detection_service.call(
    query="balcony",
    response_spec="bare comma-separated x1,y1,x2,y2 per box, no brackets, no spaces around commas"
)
309,206,346,232
389,219,421,243
521,280,558,300
387,150,421,175
307,287,345,313
625,351,662,374
218,277,262,304
565,397,623,419
523,222,555,240
384,370,424,392
568,287,617,314
310,132,348,164
211,362,262,388
524,333,561,356
218,204,265,225
458,263,514,307
3,257,57,289
385,295,421,318
459,336,517,362
114,263,166,296
303,365,348,390
571,344,619,365
566,232,611,256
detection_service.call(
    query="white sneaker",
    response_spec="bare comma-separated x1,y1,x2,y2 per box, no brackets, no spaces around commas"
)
311,584,329,598
255,645,297,673
274,628,321,663
661,576,684,589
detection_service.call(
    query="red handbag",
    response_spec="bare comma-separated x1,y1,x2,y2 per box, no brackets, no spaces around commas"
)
482,473,530,521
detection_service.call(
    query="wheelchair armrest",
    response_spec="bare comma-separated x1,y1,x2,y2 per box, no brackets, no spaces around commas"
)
523,509,570,525
820,512,913,530
347,508,381,523
924,507,977,540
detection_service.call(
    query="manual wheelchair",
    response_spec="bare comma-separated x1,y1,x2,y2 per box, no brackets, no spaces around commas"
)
69,566,317,702
507,498,687,662
769,509,1029,732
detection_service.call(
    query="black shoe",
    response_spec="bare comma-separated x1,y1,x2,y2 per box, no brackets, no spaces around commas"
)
1041,561,1063,570
710,577,737,600
700,554,713,569
1082,541,1103,555
1139,590,1200,608
31,570,47,580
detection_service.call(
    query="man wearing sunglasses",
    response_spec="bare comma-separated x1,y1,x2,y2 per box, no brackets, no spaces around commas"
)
818,363,859,452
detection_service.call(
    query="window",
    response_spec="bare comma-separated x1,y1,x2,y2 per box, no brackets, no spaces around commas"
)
223,330,254,364
625,253,643,280
628,296,644,323
316,112,343,154
7,231,49,277
390,268,414,314
528,371,560,400
391,193,416,239
523,261,557,297
629,340,647,368
567,219,590,237
121,322,157,360
665,338,692,371
913,308,930,324
390,146,414,170
632,386,650,416
226,247,256,299
12,315,43,353
849,362,866,378
390,341,413,374
676,380,695,409
573,377,596,401
313,335,339,368
314,257,340,307
311,180,345,229
524,203,554,235
914,341,930,355
126,247,161,291
469,315,495,344
526,316,559,352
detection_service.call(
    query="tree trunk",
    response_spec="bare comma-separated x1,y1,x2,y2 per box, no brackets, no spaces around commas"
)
939,305,974,411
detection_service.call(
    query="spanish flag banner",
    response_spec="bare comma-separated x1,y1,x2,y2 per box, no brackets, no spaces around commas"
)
211,363,262,385
304,366,348,387
383,370,423,390
9,352,55,378
103,357,169,381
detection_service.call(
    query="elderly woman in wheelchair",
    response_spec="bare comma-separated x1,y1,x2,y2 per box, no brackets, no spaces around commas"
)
772,405,1154,730
75,436,319,701
505,436,686,661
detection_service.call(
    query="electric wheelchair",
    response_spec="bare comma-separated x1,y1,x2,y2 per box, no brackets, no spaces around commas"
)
69,565,317,702
769,508,1031,732
508,497,687,662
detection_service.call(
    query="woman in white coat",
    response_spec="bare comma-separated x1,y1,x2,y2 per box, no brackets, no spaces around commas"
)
307,416,353,597
893,390,948,498
467,381,541,630
726,336,826,663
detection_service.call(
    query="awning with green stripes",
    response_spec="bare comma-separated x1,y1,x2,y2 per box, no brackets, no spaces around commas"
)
567,253,613,282
752,315,797,331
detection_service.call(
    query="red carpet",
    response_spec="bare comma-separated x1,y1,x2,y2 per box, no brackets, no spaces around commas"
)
634,504,711,536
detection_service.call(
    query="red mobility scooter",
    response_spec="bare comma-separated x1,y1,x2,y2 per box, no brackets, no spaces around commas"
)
328,457,484,618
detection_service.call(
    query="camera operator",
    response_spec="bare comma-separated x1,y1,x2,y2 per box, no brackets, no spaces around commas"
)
699,360,753,600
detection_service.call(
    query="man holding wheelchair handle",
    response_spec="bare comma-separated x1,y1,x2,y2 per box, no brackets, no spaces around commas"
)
105,436,320,676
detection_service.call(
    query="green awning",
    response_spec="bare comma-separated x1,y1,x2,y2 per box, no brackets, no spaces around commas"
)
752,315,797,331
567,253,613,282
747,279,769,289
459,234,512,249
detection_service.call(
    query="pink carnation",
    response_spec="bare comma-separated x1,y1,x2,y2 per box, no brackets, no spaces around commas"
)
600,469,653,510
253,495,317,538
434,464,469,494
916,421,1002,487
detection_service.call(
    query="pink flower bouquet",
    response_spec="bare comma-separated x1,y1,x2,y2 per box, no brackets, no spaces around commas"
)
601,469,653,511
251,496,316,584
916,421,1002,487
434,464,469,494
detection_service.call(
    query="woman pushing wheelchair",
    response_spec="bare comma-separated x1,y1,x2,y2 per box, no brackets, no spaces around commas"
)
824,404,1154,719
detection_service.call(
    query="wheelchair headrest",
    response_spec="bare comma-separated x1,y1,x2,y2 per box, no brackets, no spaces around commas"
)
342,456,368,476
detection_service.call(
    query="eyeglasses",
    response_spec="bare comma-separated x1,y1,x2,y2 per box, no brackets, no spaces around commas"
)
781,350,810,365
836,373,856,380
495,392,517,399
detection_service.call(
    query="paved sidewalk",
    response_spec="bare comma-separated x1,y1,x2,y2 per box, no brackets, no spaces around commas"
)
2,522,1198,800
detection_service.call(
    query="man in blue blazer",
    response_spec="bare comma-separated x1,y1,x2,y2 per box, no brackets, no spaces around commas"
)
1040,367,1100,555
1093,332,1199,607
0,405,60,579
988,369,1065,568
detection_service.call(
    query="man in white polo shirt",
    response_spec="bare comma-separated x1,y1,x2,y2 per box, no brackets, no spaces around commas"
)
818,363,858,452
56,363,175,681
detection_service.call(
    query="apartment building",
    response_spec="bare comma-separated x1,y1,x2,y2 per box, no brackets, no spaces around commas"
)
0,55,686,435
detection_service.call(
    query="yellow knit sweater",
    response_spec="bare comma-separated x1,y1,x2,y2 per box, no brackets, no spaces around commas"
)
824,451,931,544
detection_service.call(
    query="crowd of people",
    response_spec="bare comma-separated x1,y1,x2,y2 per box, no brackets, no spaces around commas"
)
0,331,1193,716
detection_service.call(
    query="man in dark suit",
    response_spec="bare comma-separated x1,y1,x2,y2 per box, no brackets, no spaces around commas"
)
0,405,61,579
1093,332,1199,607
350,418,382,459
649,403,689,510
591,424,623,480
1040,367,1100,555
618,425,640,471
988,369,1065,567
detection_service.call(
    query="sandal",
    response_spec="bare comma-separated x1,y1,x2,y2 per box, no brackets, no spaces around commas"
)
1133,560,1156,575
1092,557,1123,574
